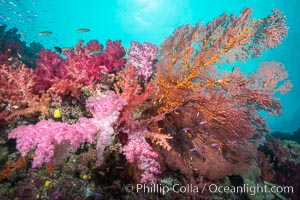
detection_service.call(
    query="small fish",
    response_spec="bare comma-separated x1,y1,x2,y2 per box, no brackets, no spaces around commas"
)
115,166,124,170
211,143,219,147
240,138,248,144
256,139,265,146
54,46,62,54
82,174,88,180
231,66,236,73
8,1,17,6
77,28,90,33
182,128,190,131
94,193,103,197
39,31,52,35
190,147,197,152
62,47,74,51
98,171,105,176
89,49,102,55
53,109,62,118
199,121,207,125
44,180,51,187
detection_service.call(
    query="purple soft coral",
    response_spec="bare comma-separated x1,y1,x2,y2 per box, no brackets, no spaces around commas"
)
128,41,158,81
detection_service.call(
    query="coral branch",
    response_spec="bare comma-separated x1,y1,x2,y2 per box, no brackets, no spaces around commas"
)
0,63,50,121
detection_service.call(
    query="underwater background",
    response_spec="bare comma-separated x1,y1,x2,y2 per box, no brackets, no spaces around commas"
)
1,0,300,200
1,0,299,133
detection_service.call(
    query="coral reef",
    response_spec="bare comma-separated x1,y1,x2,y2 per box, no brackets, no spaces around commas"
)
0,7,296,200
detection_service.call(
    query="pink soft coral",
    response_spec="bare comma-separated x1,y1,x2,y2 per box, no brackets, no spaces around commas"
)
128,41,158,81
120,130,161,183
87,90,127,119
9,91,127,168
87,91,127,165
8,119,96,168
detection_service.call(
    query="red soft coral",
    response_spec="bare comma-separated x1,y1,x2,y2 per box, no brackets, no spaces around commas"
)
100,40,127,72
34,40,126,95
32,39,127,99
34,49,62,91
57,39,126,84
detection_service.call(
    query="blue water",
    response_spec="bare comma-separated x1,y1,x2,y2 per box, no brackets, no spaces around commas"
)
1,0,299,133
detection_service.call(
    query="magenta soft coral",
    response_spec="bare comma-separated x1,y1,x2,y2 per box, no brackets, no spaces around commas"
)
34,39,127,93
57,40,104,85
8,119,97,168
34,49,62,91
99,40,127,72
58,39,126,81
